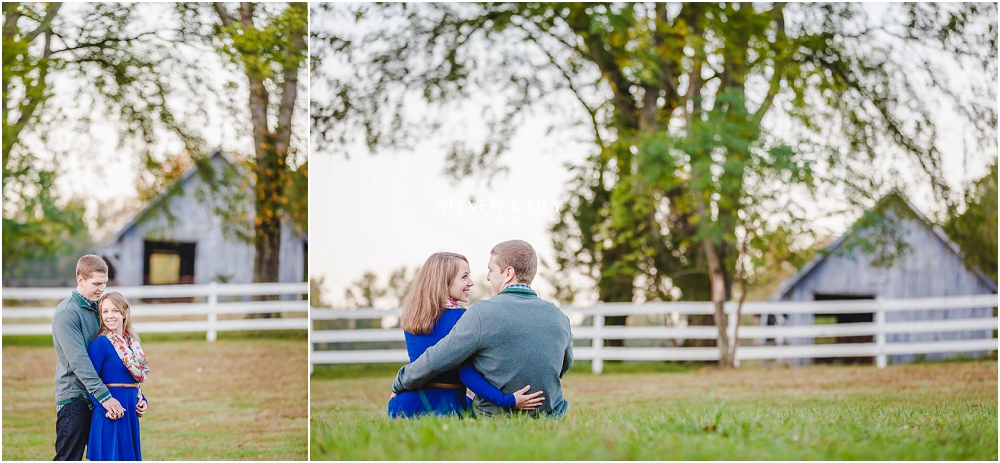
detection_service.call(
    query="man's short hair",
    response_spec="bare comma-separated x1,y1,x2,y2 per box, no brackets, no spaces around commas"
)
491,240,537,284
76,254,108,280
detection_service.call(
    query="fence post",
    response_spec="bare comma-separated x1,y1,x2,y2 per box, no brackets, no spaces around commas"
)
308,306,314,375
207,282,218,342
875,303,886,369
592,304,604,374
726,302,740,367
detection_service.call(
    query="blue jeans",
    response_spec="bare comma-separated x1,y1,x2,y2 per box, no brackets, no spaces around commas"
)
54,399,93,460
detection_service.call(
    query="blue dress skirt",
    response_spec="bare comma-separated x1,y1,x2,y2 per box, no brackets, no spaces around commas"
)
87,336,143,461
388,386,471,418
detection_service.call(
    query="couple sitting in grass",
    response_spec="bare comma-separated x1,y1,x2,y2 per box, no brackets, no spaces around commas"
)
52,255,149,461
389,240,574,418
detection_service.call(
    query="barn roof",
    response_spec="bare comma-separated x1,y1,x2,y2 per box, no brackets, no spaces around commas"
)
768,191,998,300
99,149,238,246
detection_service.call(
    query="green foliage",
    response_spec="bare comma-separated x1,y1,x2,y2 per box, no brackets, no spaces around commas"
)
310,276,329,308
343,266,416,309
944,159,998,282
2,3,210,266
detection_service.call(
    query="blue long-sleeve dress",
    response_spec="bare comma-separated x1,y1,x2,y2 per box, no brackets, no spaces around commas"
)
388,308,515,418
87,335,143,461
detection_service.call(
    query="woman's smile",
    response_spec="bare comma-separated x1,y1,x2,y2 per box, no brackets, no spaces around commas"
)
100,299,124,333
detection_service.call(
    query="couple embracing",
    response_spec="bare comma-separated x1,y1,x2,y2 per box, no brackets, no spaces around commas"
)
53,255,149,460
389,240,574,418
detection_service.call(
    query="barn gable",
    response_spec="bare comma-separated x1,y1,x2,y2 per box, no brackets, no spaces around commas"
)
771,192,997,302
94,149,306,286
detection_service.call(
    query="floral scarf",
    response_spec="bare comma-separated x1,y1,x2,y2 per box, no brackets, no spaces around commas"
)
102,329,149,383
446,298,463,309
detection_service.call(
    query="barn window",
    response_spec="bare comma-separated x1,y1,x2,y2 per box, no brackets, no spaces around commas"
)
102,257,117,285
143,240,196,285
814,293,875,365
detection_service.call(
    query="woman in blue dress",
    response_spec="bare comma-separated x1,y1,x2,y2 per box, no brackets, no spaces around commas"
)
87,292,149,460
388,252,544,418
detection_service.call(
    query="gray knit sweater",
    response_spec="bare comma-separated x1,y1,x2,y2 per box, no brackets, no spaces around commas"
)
392,286,574,418
52,292,111,405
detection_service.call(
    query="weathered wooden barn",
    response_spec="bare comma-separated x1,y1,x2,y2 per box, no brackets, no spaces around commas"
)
93,150,307,286
764,192,996,365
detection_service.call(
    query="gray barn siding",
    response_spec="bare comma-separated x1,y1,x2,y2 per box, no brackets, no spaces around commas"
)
773,195,995,365
96,151,306,287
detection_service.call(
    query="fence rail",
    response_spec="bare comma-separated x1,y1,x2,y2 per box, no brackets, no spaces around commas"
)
3,282,309,341
311,294,999,373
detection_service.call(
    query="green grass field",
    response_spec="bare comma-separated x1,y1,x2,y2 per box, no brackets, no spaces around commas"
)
311,360,998,460
3,334,308,460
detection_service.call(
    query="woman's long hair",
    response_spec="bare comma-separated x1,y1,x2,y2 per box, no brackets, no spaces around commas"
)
97,292,140,341
400,252,468,335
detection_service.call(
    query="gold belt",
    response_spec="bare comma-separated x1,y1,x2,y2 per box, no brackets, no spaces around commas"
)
105,383,139,388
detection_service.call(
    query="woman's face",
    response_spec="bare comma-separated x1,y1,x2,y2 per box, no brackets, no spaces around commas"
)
100,299,124,333
448,260,474,303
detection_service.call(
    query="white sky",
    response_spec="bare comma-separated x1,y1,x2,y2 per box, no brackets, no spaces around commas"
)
311,114,586,308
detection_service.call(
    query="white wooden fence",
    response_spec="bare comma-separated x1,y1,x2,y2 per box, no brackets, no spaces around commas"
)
311,294,998,373
2,282,309,341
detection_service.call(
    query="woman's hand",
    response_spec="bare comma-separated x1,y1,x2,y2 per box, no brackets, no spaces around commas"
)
389,392,397,400
512,385,544,410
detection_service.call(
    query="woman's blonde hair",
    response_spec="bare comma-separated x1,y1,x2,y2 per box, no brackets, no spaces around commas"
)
400,252,468,335
97,292,140,341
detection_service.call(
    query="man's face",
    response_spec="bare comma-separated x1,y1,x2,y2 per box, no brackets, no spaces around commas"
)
77,273,109,302
485,254,510,296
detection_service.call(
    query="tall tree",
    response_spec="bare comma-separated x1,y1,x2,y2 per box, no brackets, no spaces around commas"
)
2,2,206,265
314,3,997,365
179,2,307,283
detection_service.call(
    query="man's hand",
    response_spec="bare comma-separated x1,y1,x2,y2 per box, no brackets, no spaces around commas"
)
102,397,125,420
136,389,147,417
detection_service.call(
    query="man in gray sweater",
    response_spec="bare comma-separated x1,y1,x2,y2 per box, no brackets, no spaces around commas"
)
392,240,574,417
52,255,128,460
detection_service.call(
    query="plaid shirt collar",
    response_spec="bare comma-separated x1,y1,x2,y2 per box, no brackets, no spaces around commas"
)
72,290,99,311
505,283,532,291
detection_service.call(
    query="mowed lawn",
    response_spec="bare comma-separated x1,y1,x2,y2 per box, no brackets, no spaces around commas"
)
311,360,998,460
3,336,308,460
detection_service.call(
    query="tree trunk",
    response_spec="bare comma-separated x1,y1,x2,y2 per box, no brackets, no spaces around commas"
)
702,239,732,367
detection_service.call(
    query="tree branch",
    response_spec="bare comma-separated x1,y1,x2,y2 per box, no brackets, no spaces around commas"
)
22,2,61,43
213,3,233,28
275,4,306,160
50,31,158,55
753,3,786,123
